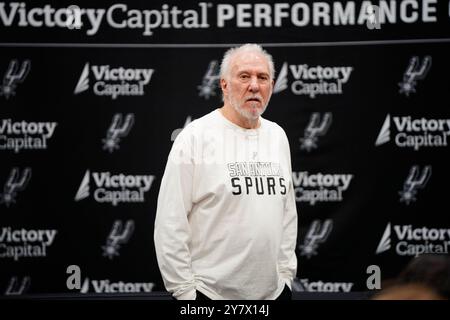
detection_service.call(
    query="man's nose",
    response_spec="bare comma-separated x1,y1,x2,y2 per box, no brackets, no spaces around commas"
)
248,76,259,92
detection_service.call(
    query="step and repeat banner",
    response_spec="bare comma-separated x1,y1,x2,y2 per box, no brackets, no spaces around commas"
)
1,0,449,296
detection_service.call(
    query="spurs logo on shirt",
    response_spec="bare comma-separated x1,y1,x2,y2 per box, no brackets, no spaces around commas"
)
227,162,286,196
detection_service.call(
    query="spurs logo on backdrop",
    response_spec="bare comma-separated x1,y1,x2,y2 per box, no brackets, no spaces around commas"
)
299,112,332,152
274,62,353,98
102,113,134,153
375,114,449,150
0,167,31,207
102,220,134,259
0,60,30,99
298,219,333,259
376,222,450,256
198,60,220,100
74,170,155,206
74,63,155,99
398,56,431,96
399,165,431,205
4,276,30,295
171,116,193,141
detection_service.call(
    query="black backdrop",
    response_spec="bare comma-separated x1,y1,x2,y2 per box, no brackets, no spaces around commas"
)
1,0,449,296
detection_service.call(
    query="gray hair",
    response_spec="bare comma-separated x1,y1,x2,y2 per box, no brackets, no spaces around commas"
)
219,43,275,81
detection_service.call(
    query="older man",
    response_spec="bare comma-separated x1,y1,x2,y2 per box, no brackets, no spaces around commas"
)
154,44,298,300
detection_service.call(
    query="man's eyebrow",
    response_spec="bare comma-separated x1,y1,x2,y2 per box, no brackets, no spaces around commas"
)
236,70,269,75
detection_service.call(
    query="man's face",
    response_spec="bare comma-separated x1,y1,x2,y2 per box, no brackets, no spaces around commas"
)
222,52,273,121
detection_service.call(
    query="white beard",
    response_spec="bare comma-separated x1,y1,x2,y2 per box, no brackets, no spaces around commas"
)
228,91,270,121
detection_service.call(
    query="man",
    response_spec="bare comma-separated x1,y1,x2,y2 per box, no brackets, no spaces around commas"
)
154,44,298,300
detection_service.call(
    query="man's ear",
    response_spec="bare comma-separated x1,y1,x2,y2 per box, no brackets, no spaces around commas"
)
220,78,228,95
269,79,274,94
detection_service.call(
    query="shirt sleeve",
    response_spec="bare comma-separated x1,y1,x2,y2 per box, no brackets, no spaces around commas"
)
278,130,298,289
154,129,197,300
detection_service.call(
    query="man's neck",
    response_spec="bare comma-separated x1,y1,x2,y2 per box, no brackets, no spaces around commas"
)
220,105,260,129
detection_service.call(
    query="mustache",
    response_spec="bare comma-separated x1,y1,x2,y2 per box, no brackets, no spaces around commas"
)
245,95,262,103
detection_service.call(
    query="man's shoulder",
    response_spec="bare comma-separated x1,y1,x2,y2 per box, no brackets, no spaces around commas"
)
261,117,287,135
261,118,291,149
183,110,218,132
174,110,219,141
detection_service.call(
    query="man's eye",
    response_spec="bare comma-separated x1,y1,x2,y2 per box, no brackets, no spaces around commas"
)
240,74,250,79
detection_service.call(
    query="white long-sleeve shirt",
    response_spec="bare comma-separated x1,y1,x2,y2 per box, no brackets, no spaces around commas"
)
154,109,297,300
